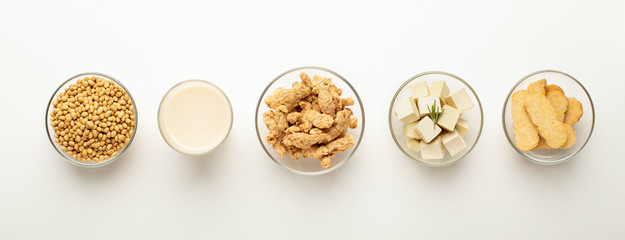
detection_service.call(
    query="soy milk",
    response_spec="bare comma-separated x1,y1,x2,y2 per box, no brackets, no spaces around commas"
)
158,80,232,155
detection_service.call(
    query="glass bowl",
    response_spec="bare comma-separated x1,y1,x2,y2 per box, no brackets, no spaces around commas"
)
502,70,594,165
157,80,233,156
255,66,365,176
45,72,138,168
388,71,484,167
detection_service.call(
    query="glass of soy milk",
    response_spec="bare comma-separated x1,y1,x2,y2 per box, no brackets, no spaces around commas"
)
158,80,233,155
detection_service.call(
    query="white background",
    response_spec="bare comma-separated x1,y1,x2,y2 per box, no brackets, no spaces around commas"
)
1,0,624,239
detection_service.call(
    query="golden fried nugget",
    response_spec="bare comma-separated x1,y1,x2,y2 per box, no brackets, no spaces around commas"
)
511,90,539,151
527,79,546,95
546,91,568,123
524,93,568,148
561,124,576,148
536,125,576,149
564,97,583,126
546,84,564,95
535,137,554,149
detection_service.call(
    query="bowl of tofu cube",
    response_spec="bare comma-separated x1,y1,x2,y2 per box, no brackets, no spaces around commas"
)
389,71,483,167
502,70,594,165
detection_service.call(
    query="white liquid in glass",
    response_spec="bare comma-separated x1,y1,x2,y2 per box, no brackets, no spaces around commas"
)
159,80,232,155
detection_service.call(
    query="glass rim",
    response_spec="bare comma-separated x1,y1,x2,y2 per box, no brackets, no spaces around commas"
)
388,71,484,167
254,66,365,176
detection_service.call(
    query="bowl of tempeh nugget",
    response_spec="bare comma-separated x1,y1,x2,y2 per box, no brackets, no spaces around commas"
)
389,71,483,167
255,67,364,175
503,70,595,165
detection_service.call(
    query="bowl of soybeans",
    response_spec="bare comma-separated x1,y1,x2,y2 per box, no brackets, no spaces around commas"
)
46,73,138,167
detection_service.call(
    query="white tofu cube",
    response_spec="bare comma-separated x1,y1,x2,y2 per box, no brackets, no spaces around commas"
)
414,116,442,143
437,105,461,131
406,136,421,152
456,118,469,137
429,80,449,97
410,81,429,98
441,130,466,157
395,97,420,124
420,136,445,160
444,88,475,114
440,95,448,106
404,122,421,140
417,96,441,117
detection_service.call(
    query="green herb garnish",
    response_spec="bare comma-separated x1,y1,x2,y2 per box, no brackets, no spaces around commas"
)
428,101,444,128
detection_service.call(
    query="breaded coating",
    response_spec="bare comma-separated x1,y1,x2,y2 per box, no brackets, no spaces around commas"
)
561,124,577,148
528,79,546,95
535,137,553,149
536,124,576,149
564,97,583,126
524,93,568,148
511,90,539,151
512,80,582,151
263,72,358,169
546,84,564,95
546,90,568,123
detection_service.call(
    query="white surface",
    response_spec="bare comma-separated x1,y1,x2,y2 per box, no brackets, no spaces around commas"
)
0,0,623,239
